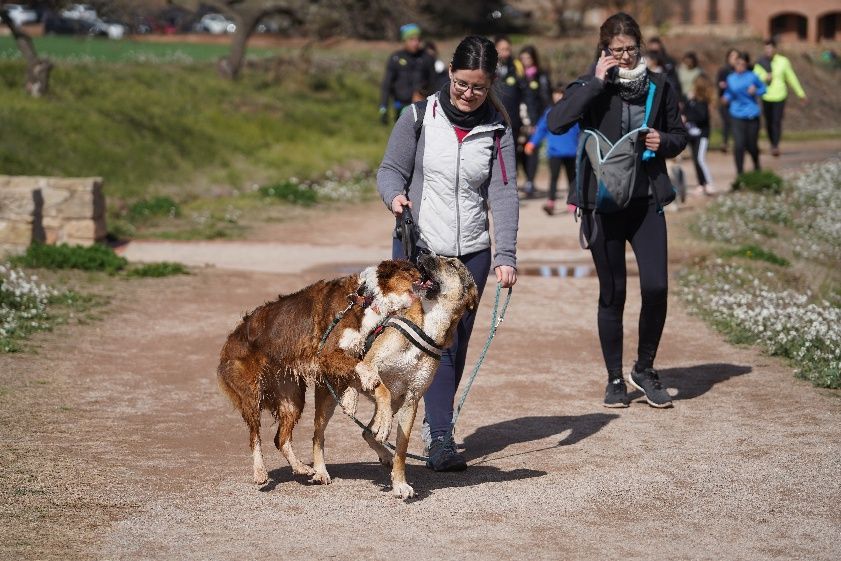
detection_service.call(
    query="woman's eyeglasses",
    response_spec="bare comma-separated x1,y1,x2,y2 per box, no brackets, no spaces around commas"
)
452,79,489,95
607,46,640,58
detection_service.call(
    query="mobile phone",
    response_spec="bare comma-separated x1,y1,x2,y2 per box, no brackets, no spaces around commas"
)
603,48,618,83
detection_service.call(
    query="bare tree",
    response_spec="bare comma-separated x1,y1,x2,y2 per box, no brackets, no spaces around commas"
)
173,0,310,80
0,9,53,96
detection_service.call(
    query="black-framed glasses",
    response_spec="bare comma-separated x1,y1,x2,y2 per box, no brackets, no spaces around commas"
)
452,79,489,95
607,46,639,58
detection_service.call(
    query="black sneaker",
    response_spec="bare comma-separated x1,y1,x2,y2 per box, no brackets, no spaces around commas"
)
629,367,673,408
426,436,467,472
603,377,630,408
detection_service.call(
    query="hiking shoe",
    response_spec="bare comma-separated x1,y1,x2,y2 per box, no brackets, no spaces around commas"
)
629,367,673,408
426,436,467,472
542,200,555,215
603,377,630,408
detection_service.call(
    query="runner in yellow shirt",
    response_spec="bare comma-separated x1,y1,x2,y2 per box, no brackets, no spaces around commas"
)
753,39,807,157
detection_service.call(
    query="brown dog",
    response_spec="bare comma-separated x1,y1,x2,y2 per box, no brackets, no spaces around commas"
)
217,260,425,485
356,253,479,498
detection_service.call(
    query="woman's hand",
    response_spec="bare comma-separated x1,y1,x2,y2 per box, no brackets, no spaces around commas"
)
495,265,517,288
391,194,412,218
642,129,661,152
594,51,619,82
747,84,757,96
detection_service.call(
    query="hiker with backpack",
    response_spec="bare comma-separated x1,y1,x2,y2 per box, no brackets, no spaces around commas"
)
377,35,518,471
547,12,687,409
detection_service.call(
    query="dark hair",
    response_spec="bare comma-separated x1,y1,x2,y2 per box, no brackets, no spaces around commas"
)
599,13,642,50
724,47,739,64
493,34,511,46
450,35,510,127
765,38,777,47
519,44,542,70
552,83,566,95
735,51,751,65
683,51,698,66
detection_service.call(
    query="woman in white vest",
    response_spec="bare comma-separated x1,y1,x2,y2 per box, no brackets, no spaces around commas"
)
377,35,519,472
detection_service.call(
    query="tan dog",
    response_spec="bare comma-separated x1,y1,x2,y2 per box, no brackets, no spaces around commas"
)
217,260,424,485
356,253,479,498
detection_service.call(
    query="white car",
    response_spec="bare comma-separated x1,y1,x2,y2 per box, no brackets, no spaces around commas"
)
61,3,97,21
94,19,126,40
3,4,38,26
200,13,236,34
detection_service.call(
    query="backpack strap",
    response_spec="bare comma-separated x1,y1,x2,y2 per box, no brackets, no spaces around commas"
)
641,81,658,162
494,130,509,185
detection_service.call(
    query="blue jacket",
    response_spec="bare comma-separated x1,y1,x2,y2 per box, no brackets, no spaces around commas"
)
529,110,580,158
723,71,767,120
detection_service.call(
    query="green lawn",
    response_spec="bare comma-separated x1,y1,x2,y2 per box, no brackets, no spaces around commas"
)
0,35,280,63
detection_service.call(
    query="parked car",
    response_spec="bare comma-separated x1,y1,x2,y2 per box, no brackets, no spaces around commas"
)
60,3,97,21
3,3,38,26
43,11,102,36
198,13,235,34
93,18,125,40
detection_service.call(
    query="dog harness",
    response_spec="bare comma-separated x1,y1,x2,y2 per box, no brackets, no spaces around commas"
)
363,316,443,359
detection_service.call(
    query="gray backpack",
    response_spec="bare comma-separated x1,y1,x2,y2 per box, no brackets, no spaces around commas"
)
575,81,657,247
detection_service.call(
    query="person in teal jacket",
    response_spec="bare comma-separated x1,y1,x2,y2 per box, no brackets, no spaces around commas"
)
722,52,767,175
753,38,807,157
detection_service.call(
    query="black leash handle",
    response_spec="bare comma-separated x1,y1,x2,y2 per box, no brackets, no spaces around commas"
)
399,205,417,262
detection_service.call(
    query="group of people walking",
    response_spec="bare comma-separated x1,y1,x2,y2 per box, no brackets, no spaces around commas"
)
375,15,806,472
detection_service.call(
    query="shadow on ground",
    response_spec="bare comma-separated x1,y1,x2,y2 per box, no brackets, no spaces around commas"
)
629,363,753,402
463,413,619,461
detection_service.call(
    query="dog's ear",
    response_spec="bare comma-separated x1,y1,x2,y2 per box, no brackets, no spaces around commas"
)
464,281,480,312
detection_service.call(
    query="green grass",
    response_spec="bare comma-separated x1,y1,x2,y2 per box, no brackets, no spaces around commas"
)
720,244,790,267
258,180,318,205
0,51,389,206
10,243,127,273
0,36,278,63
126,262,190,278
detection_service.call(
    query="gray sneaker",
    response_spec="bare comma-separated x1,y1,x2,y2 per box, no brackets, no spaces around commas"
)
420,418,432,456
603,377,630,408
629,367,673,408
426,436,467,472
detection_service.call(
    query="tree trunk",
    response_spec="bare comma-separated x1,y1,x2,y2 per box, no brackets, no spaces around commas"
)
217,13,259,80
0,11,53,97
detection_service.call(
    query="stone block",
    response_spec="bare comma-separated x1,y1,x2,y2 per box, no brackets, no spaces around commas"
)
0,184,39,217
0,218,34,246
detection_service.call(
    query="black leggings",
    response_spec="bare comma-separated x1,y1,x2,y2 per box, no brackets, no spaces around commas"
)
547,156,576,202
732,117,760,175
582,198,668,376
762,99,786,149
718,103,732,147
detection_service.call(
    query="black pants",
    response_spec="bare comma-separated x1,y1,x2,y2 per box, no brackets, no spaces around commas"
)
732,117,760,175
688,136,711,186
762,99,786,149
547,156,576,201
582,198,668,376
718,103,732,148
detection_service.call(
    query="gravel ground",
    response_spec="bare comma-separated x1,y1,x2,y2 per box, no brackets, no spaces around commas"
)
1,141,839,561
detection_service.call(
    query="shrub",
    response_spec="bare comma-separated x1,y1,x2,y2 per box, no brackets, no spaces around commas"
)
721,244,790,267
10,243,127,274
126,196,181,222
731,170,784,194
127,262,189,278
0,264,55,352
258,179,318,205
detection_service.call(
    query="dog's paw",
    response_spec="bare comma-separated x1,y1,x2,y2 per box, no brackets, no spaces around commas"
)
374,424,391,444
292,464,316,477
253,467,268,485
355,363,381,392
309,470,332,485
392,481,415,499
339,387,359,416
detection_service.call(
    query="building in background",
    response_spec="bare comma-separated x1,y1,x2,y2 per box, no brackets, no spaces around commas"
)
512,0,841,43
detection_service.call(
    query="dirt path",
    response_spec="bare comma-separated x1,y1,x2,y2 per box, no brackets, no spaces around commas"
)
1,141,839,560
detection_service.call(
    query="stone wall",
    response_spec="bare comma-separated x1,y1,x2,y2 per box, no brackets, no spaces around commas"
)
0,176,106,256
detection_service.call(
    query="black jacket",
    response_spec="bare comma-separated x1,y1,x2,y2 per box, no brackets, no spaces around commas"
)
547,71,687,210
683,98,710,138
379,49,435,107
495,58,530,130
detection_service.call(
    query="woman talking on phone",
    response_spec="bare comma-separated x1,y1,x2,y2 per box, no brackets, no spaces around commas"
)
547,13,686,409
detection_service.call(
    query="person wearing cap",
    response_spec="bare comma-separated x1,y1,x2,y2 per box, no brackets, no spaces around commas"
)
379,23,436,124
